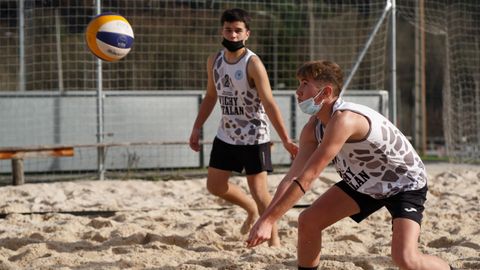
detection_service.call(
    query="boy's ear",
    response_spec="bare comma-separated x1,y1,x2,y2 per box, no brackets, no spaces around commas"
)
324,85,333,97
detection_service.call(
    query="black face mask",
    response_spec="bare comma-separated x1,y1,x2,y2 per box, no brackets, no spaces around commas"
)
222,38,245,52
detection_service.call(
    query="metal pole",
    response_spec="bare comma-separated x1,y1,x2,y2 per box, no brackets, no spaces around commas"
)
95,1,105,180
341,1,392,97
52,8,64,171
443,38,452,160
308,0,315,61
272,17,278,89
291,95,297,140
55,8,64,93
414,0,426,154
391,0,397,125
198,94,204,168
18,0,25,92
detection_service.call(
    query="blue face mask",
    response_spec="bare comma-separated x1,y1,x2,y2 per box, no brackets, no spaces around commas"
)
298,89,324,115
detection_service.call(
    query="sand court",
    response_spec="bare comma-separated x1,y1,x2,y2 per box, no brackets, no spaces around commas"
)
0,163,478,269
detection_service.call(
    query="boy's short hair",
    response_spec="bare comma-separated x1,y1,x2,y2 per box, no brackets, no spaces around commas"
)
296,60,344,96
221,8,251,30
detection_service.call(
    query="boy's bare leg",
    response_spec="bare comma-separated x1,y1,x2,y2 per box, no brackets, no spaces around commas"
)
240,210,259,235
206,167,259,233
297,186,360,266
247,172,280,247
269,221,281,247
391,218,451,270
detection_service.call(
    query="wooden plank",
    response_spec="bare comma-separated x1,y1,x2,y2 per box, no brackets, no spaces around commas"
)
0,145,78,152
0,139,243,160
0,151,16,160
0,147,74,160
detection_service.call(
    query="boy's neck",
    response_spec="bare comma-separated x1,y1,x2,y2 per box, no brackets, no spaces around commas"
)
316,99,337,125
224,48,247,62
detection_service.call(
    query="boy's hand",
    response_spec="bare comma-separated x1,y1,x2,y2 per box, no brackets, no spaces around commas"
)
189,128,201,152
283,140,299,159
246,218,273,248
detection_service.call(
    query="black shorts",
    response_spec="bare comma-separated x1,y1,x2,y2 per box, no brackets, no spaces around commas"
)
335,180,428,225
209,137,273,175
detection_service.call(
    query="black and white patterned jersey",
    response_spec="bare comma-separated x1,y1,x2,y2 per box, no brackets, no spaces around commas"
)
315,98,427,199
213,49,270,145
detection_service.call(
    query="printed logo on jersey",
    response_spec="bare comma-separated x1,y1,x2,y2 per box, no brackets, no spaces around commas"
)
334,164,371,191
234,70,243,80
222,74,231,87
219,95,244,115
404,207,417,212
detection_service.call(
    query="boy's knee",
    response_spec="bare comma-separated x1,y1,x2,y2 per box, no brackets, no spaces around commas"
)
206,181,226,196
297,210,308,227
298,210,321,233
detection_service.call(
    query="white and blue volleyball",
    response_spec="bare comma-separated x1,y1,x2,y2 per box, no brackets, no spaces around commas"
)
85,13,134,62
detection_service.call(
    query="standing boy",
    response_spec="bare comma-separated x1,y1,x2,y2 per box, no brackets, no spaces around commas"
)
247,60,453,269
189,8,298,247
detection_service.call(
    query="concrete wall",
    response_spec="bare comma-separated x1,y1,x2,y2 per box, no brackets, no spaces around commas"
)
0,90,388,173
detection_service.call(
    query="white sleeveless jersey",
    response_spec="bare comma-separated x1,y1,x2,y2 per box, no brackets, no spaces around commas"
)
213,49,270,145
315,99,427,199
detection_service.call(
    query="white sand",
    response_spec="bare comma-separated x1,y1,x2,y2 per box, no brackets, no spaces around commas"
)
0,163,478,270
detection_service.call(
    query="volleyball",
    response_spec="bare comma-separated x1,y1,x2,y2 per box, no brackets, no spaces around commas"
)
85,12,134,62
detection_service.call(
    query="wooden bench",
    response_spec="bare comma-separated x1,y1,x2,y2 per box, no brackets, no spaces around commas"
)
0,145,74,185
0,140,217,185
0,141,187,185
